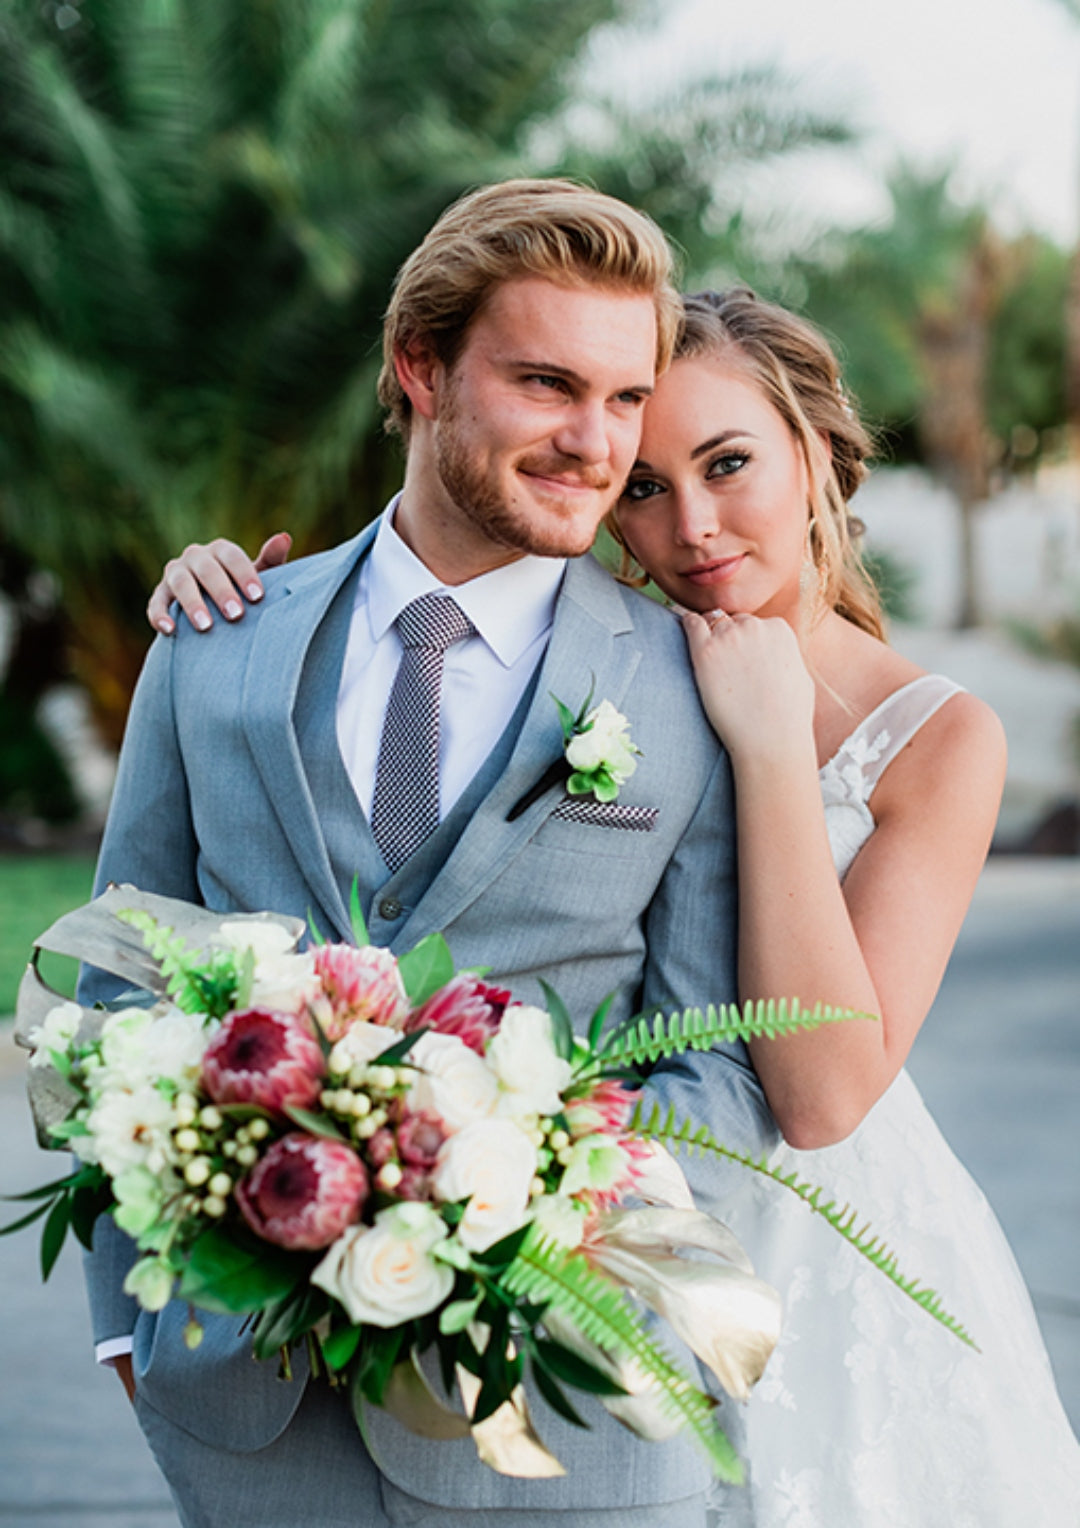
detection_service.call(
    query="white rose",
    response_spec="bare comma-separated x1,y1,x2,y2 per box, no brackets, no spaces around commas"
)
312,1202,454,1327
328,1021,399,1075
486,1005,572,1120
565,701,638,783
217,920,318,1012
407,1032,498,1131
95,1007,155,1090
433,1119,537,1252
26,1001,82,1068
139,1008,209,1090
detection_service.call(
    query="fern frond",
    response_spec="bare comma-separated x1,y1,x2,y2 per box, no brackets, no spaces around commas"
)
117,910,240,1021
502,1230,743,1482
595,999,869,1071
629,1099,978,1351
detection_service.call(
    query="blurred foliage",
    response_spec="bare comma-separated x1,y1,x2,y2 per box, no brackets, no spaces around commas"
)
0,852,94,1011
861,547,918,625
0,0,853,743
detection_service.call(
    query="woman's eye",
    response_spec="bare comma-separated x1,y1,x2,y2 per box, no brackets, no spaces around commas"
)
621,478,663,503
708,451,750,478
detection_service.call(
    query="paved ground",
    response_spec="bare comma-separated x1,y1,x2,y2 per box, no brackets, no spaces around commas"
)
1,855,1077,1524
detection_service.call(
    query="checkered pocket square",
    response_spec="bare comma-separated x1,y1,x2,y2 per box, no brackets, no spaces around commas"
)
550,798,659,832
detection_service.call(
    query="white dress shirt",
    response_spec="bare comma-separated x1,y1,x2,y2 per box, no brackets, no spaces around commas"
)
336,501,565,821
96,504,564,1367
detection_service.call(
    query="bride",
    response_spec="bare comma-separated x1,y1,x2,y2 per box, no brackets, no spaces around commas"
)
146,287,1080,1524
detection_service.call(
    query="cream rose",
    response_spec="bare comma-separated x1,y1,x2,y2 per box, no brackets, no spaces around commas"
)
406,1031,499,1131
433,1119,537,1252
312,1202,454,1326
216,920,319,1012
565,700,638,783
486,1004,572,1120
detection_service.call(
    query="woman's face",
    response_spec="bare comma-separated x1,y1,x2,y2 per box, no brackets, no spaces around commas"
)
614,354,813,621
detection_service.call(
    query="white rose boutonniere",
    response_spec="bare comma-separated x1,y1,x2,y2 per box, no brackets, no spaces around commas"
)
555,690,641,804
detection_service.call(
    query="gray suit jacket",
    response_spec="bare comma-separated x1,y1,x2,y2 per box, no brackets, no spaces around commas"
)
81,521,778,1511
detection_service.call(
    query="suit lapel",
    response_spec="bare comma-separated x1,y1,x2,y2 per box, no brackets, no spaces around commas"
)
241,525,377,941
397,555,643,946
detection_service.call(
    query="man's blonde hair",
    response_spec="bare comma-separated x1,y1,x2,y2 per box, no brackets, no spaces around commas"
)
377,178,681,441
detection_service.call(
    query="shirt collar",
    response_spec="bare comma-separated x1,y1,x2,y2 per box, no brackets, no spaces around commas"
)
362,496,566,667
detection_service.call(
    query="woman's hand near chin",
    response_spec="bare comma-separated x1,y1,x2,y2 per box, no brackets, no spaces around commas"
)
147,532,293,636
680,608,815,766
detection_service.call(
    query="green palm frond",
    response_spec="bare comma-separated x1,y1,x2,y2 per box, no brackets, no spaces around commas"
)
594,999,870,1071
630,1099,978,1350
503,1230,744,1482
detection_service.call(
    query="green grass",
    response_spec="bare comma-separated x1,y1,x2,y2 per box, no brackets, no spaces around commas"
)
0,854,97,1016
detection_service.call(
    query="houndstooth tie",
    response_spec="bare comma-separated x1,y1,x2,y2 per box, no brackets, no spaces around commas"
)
370,592,476,874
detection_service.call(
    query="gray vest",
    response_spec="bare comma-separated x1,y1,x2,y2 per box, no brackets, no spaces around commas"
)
294,567,537,949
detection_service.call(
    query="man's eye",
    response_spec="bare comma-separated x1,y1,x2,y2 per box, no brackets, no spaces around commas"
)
622,478,662,503
527,374,564,391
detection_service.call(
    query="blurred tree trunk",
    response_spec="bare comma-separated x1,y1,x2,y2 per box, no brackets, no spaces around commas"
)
915,230,1002,628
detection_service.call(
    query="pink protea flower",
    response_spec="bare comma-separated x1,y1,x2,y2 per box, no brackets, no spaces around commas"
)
201,1008,325,1114
311,944,409,1042
565,1079,640,1138
406,974,511,1054
365,1127,398,1171
396,1110,446,1167
396,1166,432,1202
236,1132,369,1250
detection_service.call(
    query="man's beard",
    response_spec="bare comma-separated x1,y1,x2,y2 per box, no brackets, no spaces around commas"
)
434,383,614,561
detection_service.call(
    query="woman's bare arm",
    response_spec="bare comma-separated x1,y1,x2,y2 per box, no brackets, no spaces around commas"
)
683,611,1006,1149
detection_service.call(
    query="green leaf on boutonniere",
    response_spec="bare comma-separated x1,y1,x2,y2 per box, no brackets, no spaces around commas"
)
398,933,454,1006
552,694,579,742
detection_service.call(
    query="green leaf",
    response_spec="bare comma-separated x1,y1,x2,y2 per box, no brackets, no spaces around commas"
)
177,1226,304,1314
321,1324,361,1371
282,1106,347,1141
252,1284,328,1360
566,772,593,796
306,911,327,948
538,979,574,1062
71,1178,113,1250
470,1222,533,1270
48,1118,91,1142
596,998,869,1071
439,1293,482,1335
550,693,578,741
373,1028,426,1066
397,933,455,1006
593,774,618,803
0,1198,54,1237
471,1345,521,1424
586,992,615,1054
353,1326,403,1409
2,1171,82,1203
533,1337,627,1396
531,1357,589,1428
349,878,370,948
40,1194,72,1280
234,946,255,1011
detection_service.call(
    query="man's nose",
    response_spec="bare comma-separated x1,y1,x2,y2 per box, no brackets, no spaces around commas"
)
553,400,611,465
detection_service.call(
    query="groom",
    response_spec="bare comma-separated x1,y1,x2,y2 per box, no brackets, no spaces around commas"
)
81,178,773,1527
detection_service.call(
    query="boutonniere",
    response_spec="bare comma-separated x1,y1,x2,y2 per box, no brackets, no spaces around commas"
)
555,691,641,803
507,686,641,822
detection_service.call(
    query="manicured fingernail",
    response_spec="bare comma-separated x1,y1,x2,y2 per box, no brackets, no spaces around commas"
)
246,583,263,602
223,600,242,620
156,617,175,636
193,611,212,631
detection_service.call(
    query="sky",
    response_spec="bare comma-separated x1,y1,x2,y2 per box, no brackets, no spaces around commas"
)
584,0,1080,247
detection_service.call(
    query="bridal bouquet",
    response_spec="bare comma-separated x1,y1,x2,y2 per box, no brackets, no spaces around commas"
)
6,886,971,1482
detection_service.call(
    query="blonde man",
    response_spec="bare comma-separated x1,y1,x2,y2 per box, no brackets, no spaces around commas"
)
87,179,750,1528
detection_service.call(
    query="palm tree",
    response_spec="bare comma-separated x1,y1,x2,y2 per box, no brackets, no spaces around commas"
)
0,0,853,743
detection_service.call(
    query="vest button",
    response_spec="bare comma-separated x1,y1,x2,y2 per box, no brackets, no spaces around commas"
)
378,897,402,921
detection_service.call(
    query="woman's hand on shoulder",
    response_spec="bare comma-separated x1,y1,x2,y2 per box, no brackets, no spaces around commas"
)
681,609,815,763
147,532,293,635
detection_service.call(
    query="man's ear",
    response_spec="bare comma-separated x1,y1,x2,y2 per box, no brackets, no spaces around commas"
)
393,341,444,423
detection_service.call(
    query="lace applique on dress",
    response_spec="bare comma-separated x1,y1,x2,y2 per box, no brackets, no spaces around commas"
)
705,674,1080,1527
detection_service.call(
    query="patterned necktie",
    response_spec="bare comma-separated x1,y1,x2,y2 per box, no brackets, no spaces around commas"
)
370,592,476,874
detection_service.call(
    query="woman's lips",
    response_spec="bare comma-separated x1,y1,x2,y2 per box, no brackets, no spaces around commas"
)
683,554,746,586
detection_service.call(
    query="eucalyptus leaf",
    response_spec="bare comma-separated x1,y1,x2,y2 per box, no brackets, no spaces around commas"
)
397,934,454,1006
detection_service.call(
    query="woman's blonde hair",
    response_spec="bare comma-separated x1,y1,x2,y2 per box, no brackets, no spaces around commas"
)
377,178,681,442
610,287,885,640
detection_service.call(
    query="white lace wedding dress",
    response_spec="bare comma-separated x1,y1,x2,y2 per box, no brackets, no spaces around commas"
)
707,674,1080,1527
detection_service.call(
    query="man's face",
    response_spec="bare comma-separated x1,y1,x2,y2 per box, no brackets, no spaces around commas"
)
400,276,659,578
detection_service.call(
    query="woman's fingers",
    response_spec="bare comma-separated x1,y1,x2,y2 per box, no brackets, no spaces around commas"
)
146,537,283,634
